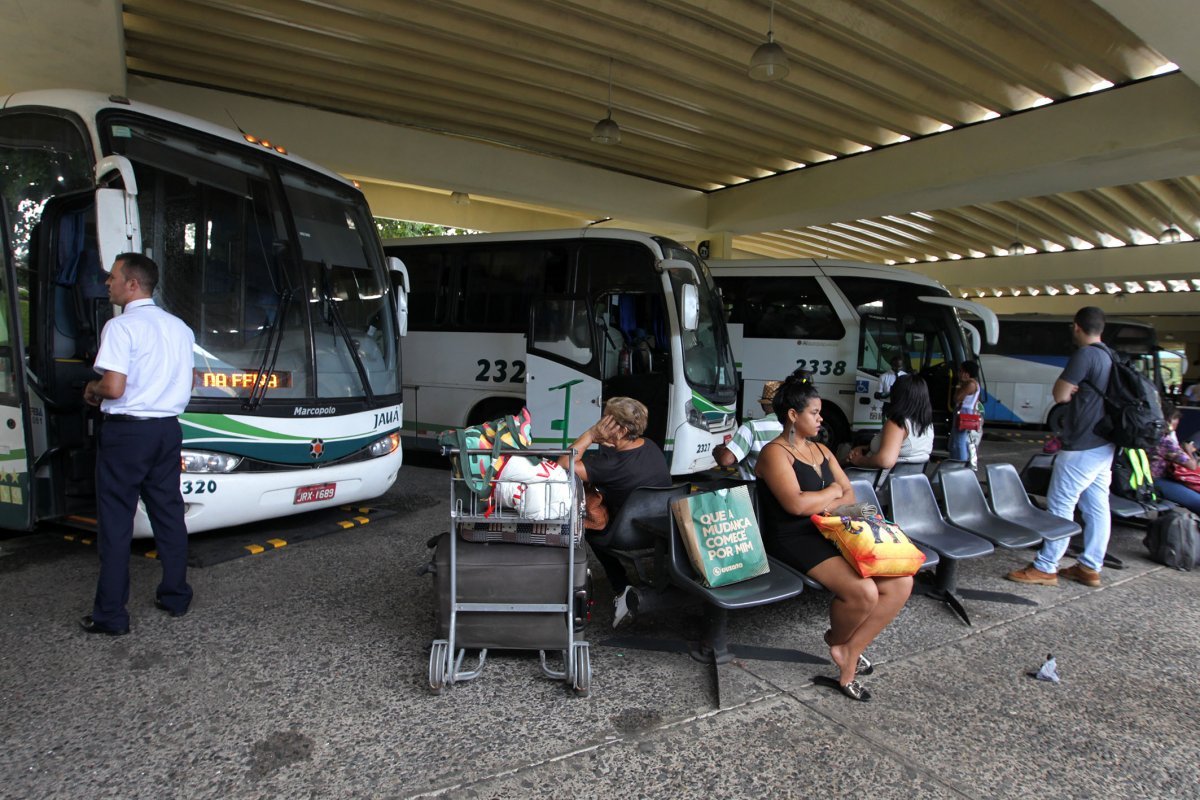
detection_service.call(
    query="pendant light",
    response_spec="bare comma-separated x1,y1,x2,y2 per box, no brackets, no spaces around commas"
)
591,58,621,145
749,0,789,81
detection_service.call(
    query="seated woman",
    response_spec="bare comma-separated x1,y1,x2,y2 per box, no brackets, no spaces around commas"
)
1151,403,1200,514
558,397,671,628
756,374,913,702
845,374,934,471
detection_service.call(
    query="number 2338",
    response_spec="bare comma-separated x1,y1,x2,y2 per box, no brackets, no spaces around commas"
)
795,359,846,376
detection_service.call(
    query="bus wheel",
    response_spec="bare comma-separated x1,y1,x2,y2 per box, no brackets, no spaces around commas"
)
1045,403,1068,433
466,398,525,427
818,403,851,453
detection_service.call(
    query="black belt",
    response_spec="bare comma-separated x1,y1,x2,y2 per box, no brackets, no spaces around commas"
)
102,414,173,423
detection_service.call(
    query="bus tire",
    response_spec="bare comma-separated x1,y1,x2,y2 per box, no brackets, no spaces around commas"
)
818,403,851,453
466,397,526,427
1045,403,1068,433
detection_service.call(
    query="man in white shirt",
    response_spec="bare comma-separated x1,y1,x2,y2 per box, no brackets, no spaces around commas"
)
80,253,195,636
714,380,785,479
877,355,907,399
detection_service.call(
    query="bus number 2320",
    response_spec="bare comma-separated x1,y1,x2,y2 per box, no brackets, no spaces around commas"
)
475,359,526,383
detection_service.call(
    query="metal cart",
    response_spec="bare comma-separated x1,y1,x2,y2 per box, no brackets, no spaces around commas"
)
429,447,591,696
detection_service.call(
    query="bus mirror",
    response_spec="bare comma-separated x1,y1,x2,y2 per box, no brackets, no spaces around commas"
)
681,283,700,331
388,257,410,336
94,155,139,195
95,186,142,273
963,321,981,355
387,256,410,292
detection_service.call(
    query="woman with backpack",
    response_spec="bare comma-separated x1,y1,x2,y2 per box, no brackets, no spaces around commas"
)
1150,403,1200,513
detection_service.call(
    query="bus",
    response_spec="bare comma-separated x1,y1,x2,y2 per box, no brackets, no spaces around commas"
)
710,260,998,449
0,90,409,536
384,230,738,474
967,314,1163,427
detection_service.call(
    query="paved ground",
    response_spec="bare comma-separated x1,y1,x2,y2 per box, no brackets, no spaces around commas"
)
1,437,1198,799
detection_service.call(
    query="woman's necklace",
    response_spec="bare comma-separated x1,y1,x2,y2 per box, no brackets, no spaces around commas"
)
783,438,827,488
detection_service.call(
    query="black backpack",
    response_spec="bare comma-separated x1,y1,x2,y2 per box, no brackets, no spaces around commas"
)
1144,509,1200,571
1111,447,1157,505
1086,343,1166,451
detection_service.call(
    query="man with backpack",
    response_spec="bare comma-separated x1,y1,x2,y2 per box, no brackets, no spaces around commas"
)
1007,307,1114,588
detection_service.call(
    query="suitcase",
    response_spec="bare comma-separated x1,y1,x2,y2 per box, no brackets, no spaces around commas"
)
431,532,591,651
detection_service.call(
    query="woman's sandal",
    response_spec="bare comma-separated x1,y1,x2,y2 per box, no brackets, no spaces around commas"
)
857,654,874,676
813,675,872,702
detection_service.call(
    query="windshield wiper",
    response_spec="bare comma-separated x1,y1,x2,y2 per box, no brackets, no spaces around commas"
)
245,288,293,411
319,260,375,405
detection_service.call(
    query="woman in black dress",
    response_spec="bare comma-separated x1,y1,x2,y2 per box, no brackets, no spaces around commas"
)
756,374,913,701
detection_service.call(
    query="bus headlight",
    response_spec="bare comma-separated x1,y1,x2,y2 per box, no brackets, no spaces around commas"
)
180,450,242,473
685,401,707,430
368,432,401,457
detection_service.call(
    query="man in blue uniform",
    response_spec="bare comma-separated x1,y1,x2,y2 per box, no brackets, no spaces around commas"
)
80,253,195,635
1007,306,1113,588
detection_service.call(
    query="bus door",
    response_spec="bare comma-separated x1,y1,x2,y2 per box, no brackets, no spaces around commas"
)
25,189,122,523
526,296,602,449
0,204,33,530
593,291,672,448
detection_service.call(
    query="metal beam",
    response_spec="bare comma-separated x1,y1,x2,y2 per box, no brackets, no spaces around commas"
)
0,0,125,95
708,74,1200,233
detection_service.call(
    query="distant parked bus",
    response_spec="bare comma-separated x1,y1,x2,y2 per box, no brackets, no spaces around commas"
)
967,314,1162,427
385,229,737,474
711,260,997,449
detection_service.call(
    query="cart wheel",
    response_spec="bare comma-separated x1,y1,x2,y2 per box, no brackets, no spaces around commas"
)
429,640,449,694
571,642,591,697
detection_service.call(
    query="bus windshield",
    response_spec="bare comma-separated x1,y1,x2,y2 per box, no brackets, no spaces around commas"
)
100,114,398,403
833,277,966,374
658,242,736,404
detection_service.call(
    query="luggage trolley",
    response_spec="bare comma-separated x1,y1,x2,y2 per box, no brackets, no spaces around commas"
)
429,446,591,696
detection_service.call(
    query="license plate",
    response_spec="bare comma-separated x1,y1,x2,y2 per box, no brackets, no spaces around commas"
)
294,482,336,504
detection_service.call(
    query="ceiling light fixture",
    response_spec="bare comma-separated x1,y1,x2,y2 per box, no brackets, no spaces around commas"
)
1161,221,1182,244
1008,217,1027,256
749,0,789,81
449,191,470,206
591,58,621,145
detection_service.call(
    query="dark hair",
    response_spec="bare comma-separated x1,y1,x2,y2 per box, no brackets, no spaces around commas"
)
772,369,820,423
115,252,159,294
886,374,933,436
1162,402,1182,423
960,360,979,379
1074,306,1105,336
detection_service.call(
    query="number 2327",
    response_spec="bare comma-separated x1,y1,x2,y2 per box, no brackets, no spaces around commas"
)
476,359,526,383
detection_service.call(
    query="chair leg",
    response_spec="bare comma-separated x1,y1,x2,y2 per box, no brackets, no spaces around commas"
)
912,561,972,626
689,605,733,665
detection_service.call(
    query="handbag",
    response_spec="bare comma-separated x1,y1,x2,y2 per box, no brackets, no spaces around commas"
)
583,485,609,530
810,513,926,578
956,412,982,432
1170,462,1200,492
670,486,770,587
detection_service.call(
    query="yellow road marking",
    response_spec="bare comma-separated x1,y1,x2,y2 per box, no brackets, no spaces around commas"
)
267,538,287,548
337,520,355,529
353,516,370,524
245,544,265,554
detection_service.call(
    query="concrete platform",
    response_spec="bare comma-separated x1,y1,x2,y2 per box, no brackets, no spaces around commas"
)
1,443,1197,798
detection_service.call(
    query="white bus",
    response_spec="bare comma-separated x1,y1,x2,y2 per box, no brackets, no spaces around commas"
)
384,230,738,474
711,260,997,449
967,314,1163,427
0,90,409,536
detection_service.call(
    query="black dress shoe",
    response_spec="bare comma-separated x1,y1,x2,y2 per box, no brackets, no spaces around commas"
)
154,600,188,618
79,615,129,636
